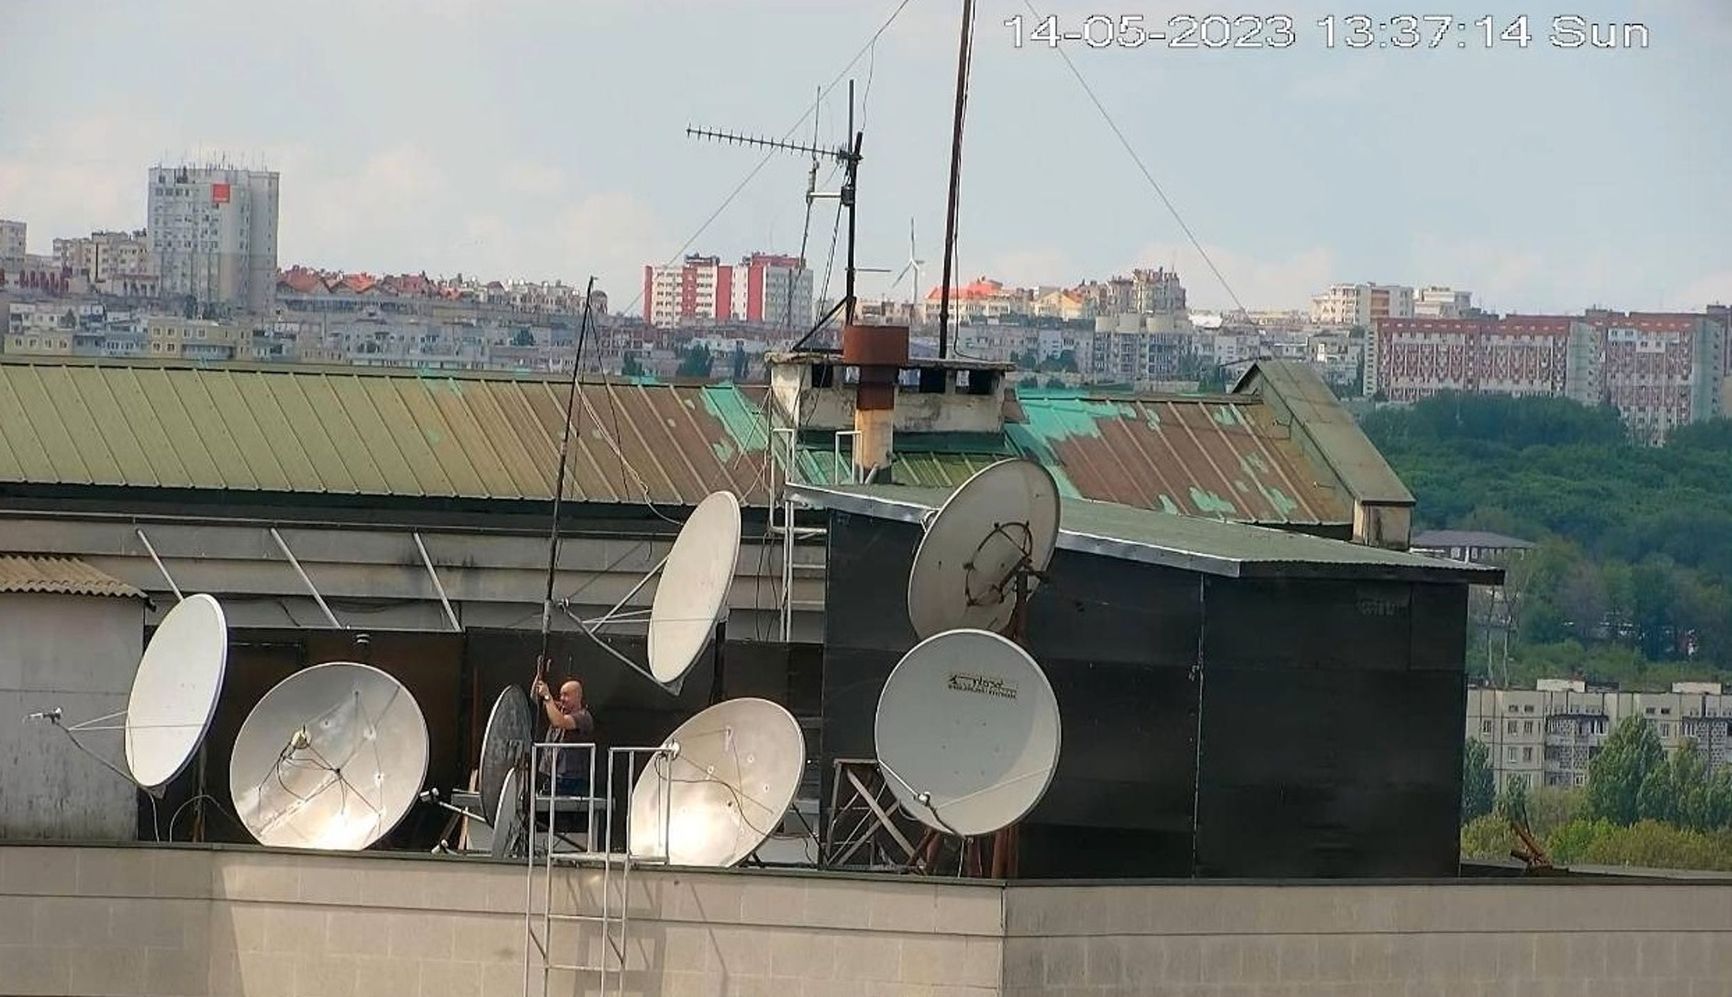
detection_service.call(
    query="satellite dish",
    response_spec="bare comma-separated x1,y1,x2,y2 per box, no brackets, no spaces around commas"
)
490,766,524,860
875,628,1062,838
648,490,742,684
230,661,429,851
907,459,1060,639
477,685,533,826
124,593,229,789
576,490,741,694
627,697,804,867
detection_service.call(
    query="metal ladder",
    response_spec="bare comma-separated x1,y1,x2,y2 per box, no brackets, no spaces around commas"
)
523,742,673,997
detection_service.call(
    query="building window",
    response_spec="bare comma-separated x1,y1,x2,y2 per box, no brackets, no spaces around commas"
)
1523,705,1535,714
1523,721,1534,734
1480,720,1492,735
1523,747,1534,763
1506,747,1519,763
1507,720,1518,734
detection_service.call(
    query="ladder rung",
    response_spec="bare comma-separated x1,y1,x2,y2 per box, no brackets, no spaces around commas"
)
541,963,608,973
545,913,610,923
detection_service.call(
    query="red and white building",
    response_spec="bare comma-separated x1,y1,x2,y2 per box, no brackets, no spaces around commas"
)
643,255,733,328
1368,311,1727,444
731,253,813,330
1579,311,1727,444
1366,315,1575,402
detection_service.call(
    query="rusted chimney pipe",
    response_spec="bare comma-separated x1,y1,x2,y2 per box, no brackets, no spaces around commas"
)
840,323,909,479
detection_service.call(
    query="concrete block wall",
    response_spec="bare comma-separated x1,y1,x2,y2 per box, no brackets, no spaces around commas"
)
1002,881,1732,996
5,845,1732,996
0,845,1003,997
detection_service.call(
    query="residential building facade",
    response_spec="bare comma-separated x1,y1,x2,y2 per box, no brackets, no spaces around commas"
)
643,255,732,327
1366,315,1576,401
53,230,152,287
1578,311,1727,445
730,253,813,330
147,165,280,313
1415,286,1473,319
1467,681,1732,792
1311,282,1415,328
0,219,25,259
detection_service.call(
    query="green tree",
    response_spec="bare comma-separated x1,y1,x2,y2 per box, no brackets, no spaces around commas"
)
620,351,644,377
1056,349,1078,373
1495,774,1530,827
511,328,535,348
1585,716,1665,825
730,342,747,382
1461,737,1495,821
677,344,714,379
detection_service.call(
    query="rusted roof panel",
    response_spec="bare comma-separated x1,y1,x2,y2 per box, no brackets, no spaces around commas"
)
1007,391,1349,526
0,360,772,507
0,555,144,598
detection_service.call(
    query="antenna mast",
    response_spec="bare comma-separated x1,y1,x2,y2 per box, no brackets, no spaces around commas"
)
689,80,864,347
540,276,598,664
938,0,978,359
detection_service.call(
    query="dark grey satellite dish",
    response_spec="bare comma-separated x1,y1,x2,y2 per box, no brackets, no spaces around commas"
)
478,685,533,826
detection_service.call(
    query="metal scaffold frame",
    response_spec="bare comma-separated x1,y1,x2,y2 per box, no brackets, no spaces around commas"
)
522,741,675,997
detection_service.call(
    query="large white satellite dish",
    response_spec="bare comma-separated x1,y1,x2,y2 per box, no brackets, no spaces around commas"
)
230,661,429,851
29,593,232,800
125,593,229,789
575,490,741,693
627,697,804,867
908,459,1060,639
875,628,1062,838
477,685,533,826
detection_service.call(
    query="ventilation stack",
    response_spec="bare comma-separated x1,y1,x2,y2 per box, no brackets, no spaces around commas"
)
841,323,909,480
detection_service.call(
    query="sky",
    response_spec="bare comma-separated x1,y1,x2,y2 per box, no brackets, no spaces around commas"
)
1,0,1728,314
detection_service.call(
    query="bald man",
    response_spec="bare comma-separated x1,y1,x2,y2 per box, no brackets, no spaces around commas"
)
532,665,595,798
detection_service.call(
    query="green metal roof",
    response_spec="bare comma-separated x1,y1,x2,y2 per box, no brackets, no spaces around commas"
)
788,480,1499,584
0,358,772,506
1233,360,1413,506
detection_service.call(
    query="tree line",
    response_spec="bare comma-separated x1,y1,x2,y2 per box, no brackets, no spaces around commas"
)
1361,393,1732,686
1461,717,1732,871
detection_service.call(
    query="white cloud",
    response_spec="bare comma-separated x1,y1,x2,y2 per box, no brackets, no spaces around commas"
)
0,114,163,247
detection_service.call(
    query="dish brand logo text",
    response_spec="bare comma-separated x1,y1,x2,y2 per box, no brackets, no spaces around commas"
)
947,672,1018,699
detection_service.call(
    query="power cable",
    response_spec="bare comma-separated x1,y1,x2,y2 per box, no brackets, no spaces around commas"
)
615,0,919,320
1022,0,1247,314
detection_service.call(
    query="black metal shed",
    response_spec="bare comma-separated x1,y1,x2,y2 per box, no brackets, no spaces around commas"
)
792,482,1502,879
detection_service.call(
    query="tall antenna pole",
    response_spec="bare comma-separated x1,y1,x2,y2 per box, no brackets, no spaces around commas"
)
937,0,977,359
844,80,858,327
540,276,597,663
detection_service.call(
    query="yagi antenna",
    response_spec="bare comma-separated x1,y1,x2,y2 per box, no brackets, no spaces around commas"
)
688,78,864,345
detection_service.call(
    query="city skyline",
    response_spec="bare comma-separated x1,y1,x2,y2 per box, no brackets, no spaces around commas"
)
1,0,1728,315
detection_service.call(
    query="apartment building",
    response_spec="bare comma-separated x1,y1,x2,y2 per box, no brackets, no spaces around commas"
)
1366,315,1577,400
147,165,280,313
730,253,813,330
1466,680,1732,792
1310,282,1415,327
144,315,248,360
53,230,152,286
643,255,732,327
1415,286,1473,319
1577,311,1727,445
0,219,25,259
